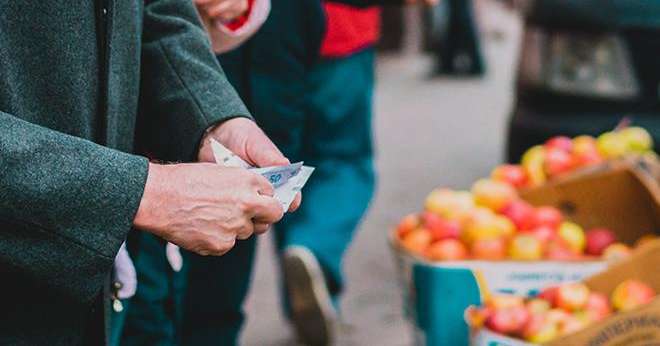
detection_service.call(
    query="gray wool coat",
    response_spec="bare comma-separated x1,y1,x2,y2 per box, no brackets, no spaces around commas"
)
0,0,249,344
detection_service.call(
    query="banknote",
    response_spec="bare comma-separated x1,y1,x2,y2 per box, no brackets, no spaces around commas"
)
210,139,314,210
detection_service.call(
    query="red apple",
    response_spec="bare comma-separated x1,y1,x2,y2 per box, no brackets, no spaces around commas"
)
471,238,507,260
421,211,461,241
545,240,581,261
538,286,559,306
527,225,557,243
556,283,590,311
500,200,536,231
485,305,530,335
572,150,605,168
425,239,468,261
585,228,617,256
546,136,573,152
545,147,574,177
585,292,612,321
396,213,419,239
491,164,529,189
611,279,656,312
400,229,432,255
533,206,563,229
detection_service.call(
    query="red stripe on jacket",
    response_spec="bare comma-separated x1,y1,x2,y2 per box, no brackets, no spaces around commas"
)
320,2,381,58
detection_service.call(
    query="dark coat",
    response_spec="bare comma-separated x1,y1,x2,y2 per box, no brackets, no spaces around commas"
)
0,0,248,344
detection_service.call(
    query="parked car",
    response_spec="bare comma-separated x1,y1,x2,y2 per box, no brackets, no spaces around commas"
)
507,0,660,161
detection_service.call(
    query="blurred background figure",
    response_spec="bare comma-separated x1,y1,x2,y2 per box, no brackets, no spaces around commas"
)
430,0,485,75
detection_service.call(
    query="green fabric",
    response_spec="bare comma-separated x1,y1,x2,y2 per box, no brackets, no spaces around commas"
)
121,234,187,346
0,1,249,344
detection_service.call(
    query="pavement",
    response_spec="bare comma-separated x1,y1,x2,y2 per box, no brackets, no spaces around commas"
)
242,2,522,345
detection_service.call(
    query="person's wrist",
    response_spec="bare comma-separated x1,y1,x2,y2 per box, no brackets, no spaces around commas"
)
134,162,170,232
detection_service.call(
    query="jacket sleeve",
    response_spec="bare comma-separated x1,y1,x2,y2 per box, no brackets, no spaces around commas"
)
138,0,251,162
0,111,149,303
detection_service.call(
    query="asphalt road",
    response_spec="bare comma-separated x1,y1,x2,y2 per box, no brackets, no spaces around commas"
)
242,3,521,345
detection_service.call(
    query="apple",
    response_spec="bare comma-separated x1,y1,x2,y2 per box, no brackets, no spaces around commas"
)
493,215,516,239
597,131,628,158
500,200,536,231
611,279,656,312
400,229,432,255
558,313,589,336
584,228,617,256
396,213,419,239
572,150,605,168
523,314,559,343
533,206,563,229
556,282,590,311
545,147,574,177
545,240,581,261
425,239,468,261
491,164,529,189
471,238,507,260
526,225,557,243
425,188,475,220
488,295,525,310
620,126,653,153
585,292,612,321
509,234,543,261
546,136,573,152
558,222,586,253
538,286,559,305
572,135,599,156
466,306,491,329
545,308,571,325
526,298,551,315
485,306,530,335
462,208,501,245
521,145,547,187
471,179,518,211
602,242,632,262
421,211,461,241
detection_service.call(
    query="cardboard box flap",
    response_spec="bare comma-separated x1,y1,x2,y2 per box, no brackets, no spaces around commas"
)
584,240,660,295
521,163,660,245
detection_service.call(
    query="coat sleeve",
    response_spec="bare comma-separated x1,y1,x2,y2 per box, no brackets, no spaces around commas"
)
0,111,149,303
138,0,252,162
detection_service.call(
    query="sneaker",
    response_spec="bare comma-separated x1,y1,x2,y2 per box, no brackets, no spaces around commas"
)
283,246,337,346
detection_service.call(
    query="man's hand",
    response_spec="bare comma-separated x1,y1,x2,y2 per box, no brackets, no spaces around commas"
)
134,163,283,256
195,0,249,24
198,117,302,212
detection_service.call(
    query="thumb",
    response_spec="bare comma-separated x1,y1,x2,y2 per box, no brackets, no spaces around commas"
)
246,135,290,167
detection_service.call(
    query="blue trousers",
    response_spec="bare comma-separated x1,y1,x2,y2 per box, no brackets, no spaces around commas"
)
181,48,377,345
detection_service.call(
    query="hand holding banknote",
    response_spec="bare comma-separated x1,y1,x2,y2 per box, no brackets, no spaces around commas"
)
198,117,302,212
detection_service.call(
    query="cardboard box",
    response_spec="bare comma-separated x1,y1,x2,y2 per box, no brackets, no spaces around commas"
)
390,158,660,346
471,240,660,346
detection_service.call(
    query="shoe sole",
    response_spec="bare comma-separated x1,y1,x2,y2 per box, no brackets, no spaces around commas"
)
283,247,336,346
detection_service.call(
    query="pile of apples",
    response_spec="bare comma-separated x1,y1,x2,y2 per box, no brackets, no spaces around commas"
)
395,179,650,261
468,280,657,343
492,127,654,189
396,179,644,261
